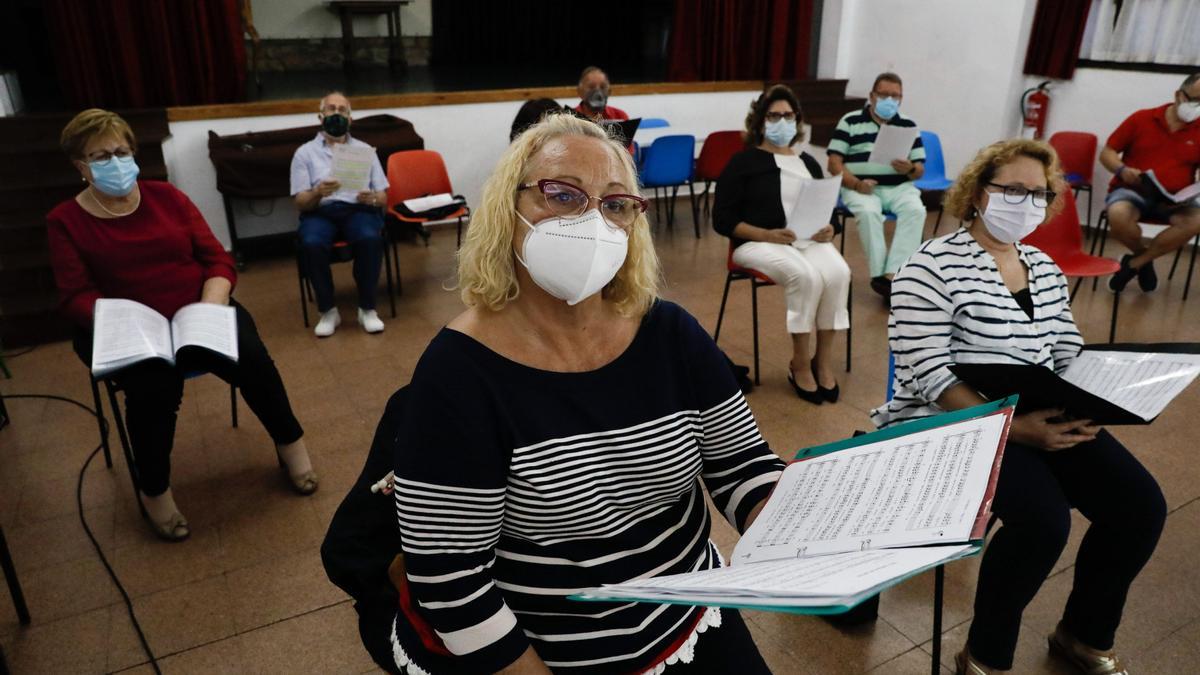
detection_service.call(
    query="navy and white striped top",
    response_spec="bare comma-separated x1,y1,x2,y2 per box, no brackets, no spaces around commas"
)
871,229,1084,429
393,301,785,673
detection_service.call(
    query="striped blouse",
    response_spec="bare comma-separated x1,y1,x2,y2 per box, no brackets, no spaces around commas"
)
871,228,1084,429
393,301,785,674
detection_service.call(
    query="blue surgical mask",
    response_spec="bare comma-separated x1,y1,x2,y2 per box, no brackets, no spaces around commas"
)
764,119,797,147
874,97,900,120
89,156,140,197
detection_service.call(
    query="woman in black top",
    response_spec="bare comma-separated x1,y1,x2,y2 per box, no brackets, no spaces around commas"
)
384,113,785,674
713,85,851,404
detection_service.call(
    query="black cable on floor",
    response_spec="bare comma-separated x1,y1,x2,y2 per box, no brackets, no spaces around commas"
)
0,346,37,359
3,394,162,675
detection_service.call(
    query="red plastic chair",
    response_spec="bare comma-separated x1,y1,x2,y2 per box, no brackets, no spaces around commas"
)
694,131,745,222
1047,131,1098,229
713,243,852,384
1022,190,1120,342
385,150,470,249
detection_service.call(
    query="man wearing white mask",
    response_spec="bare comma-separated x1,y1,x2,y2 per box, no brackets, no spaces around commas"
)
828,72,926,302
574,66,629,121
1101,72,1200,293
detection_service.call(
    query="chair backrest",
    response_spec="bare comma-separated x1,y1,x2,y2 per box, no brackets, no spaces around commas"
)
886,351,895,402
639,117,670,129
919,131,948,182
695,131,745,181
1047,131,1098,184
386,150,455,207
1022,189,1083,257
640,135,696,187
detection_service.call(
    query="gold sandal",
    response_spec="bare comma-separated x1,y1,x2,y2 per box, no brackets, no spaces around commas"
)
147,511,190,542
1048,623,1130,675
276,451,319,496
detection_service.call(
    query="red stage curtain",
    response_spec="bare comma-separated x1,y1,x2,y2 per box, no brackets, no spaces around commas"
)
44,0,246,109
1023,0,1093,79
668,0,815,82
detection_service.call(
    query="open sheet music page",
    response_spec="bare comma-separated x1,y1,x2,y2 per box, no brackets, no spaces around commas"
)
1143,170,1200,204
586,545,973,607
732,413,1008,565
785,176,842,241
91,299,173,377
170,303,238,362
402,192,456,213
330,143,374,195
866,125,919,166
1062,350,1200,421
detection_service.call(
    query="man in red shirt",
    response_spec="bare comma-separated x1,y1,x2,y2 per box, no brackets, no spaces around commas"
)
1102,73,1200,292
573,66,629,122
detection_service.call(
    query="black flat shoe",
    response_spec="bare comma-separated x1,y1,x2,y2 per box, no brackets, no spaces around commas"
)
1109,255,1137,293
812,361,840,403
1137,258,1158,292
787,370,823,405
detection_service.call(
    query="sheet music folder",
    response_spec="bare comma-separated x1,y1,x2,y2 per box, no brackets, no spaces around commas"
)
950,343,1200,425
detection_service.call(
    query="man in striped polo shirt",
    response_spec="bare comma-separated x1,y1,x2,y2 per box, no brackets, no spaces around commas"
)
828,72,927,300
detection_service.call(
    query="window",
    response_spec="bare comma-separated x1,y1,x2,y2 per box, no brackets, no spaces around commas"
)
1079,0,1200,72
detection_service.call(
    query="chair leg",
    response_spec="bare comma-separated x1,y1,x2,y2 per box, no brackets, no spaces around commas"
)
0,525,31,625
751,282,761,386
1092,213,1110,292
230,384,239,428
90,376,112,468
930,565,944,675
104,381,146,519
297,250,310,328
654,187,663,223
1169,246,1182,280
845,280,853,373
456,218,463,249
1082,185,1093,233
668,185,679,229
931,209,944,238
1109,290,1119,344
1184,235,1199,301
688,184,700,238
714,273,733,342
382,237,397,318
1070,276,1084,302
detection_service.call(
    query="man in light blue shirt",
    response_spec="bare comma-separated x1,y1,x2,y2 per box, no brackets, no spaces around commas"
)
290,91,390,337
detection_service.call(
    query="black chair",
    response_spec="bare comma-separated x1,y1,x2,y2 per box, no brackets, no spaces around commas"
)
90,373,238,520
296,237,398,328
713,238,854,386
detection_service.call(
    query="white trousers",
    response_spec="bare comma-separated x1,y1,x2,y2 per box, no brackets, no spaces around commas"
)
731,241,851,334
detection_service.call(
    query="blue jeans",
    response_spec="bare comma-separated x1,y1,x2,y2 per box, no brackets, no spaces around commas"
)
1105,187,1197,222
298,202,384,312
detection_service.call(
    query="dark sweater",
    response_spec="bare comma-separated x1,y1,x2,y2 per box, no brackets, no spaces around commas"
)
711,147,833,249
392,300,785,674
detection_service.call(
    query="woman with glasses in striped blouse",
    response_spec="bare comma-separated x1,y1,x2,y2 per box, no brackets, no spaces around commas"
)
873,139,1164,675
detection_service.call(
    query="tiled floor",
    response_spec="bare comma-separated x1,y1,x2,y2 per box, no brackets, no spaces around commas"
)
2,206,1199,674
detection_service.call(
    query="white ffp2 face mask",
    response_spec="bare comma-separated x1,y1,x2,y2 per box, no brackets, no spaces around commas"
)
1178,101,1200,124
515,209,629,305
980,193,1046,244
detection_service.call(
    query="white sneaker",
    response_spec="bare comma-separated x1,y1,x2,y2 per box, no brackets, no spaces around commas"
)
358,308,385,334
314,308,341,337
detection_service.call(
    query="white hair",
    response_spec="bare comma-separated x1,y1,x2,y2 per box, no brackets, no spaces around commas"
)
319,91,351,112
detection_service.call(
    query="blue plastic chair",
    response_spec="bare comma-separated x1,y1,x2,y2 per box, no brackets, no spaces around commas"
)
638,117,670,129
886,350,896,402
640,135,700,237
914,131,953,236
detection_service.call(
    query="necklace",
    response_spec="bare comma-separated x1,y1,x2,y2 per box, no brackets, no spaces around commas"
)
88,187,141,218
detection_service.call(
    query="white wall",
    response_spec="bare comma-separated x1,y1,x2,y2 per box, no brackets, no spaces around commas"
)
827,0,1039,177
1032,68,1187,221
250,0,431,39
165,90,762,249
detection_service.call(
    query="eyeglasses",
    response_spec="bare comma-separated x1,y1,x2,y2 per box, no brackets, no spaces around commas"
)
1180,89,1199,103
85,147,134,164
517,179,648,230
985,182,1056,208
765,112,797,122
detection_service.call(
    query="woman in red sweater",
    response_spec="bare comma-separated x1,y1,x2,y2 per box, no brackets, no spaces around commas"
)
46,109,318,542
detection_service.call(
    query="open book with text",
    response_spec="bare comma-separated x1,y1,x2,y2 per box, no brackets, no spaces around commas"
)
951,344,1200,425
572,398,1015,614
91,299,238,378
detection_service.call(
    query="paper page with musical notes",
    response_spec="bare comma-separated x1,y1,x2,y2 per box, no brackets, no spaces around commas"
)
731,413,1007,565
1062,350,1200,421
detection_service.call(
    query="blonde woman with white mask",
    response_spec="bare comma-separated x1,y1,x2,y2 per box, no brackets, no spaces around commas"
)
383,113,785,674
874,139,1165,675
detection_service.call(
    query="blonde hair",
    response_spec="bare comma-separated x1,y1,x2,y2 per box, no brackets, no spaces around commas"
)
456,113,660,317
944,138,1065,223
60,109,137,159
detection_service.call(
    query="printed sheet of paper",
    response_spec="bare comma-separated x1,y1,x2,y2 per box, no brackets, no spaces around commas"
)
1062,350,1200,421
330,143,375,194
170,303,238,363
1143,170,1200,204
786,177,842,240
732,413,1007,565
91,299,173,376
866,125,920,166
583,545,973,607
402,192,456,213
